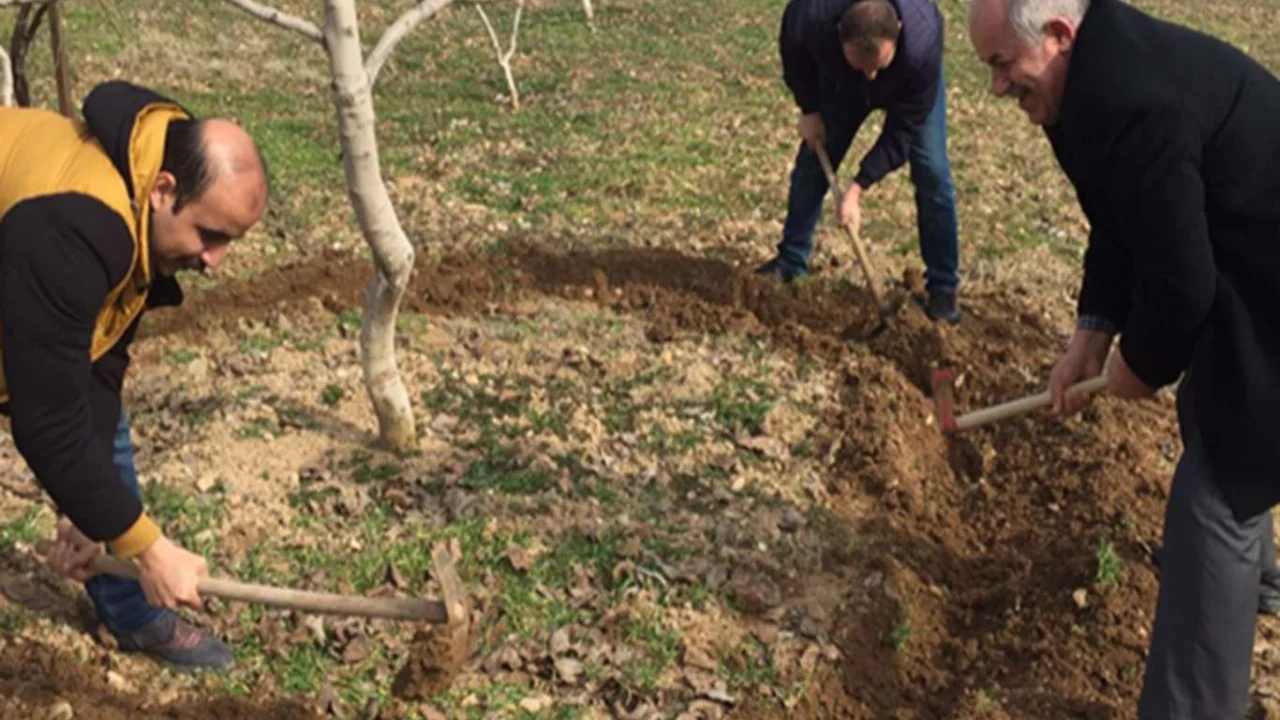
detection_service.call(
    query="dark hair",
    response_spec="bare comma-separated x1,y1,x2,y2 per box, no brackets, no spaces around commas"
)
838,0,901,58
160,118,211,214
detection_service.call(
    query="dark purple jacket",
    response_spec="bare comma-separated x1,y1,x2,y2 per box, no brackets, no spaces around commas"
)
780,0,944,188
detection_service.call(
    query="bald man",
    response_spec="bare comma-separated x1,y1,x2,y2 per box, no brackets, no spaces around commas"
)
0,80,268,670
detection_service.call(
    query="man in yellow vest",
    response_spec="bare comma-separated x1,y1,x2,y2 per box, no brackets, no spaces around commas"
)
2,80,268,670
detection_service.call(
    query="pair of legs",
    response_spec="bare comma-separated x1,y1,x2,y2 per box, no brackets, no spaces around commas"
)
1138,376,1276,718
81,410,233,670
769,67,960,302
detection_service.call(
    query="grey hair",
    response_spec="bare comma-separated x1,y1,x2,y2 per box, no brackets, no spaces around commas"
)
1007,0,1090,44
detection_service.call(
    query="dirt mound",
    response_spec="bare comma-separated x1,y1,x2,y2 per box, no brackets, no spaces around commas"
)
820,296,1172,718
0,642,316,719
140,243,893,358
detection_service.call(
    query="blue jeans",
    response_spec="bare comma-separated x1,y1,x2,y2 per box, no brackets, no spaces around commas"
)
776,68,960,293
83,411,165,635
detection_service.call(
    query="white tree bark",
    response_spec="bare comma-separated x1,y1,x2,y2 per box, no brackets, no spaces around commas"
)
476,0,524,111
323,0,417,451
581,0,595,30
365,0,454,88
0,47,13,107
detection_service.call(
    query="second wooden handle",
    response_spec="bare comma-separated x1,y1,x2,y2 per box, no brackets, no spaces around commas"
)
955,374,1109,431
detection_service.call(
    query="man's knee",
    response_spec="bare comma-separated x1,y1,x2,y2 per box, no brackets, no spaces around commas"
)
910,153,955,199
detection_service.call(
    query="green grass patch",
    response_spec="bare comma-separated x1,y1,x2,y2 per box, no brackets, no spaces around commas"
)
711,376,776,435
0,506,44,551
320,384,345,407
1095,538,1125,588
142,481,226,558
165,348,199,366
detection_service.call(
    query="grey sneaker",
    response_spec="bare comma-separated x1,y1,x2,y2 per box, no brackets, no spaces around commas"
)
114,611,234,671
755,257,804,285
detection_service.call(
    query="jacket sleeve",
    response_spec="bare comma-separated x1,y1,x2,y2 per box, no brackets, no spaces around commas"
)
780,6,821,115
1076,220,1134,328
1102,107,1216,388
0,194,160,555
855,57,941,189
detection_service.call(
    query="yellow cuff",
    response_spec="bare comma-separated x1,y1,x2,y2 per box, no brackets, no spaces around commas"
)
107,513,161,558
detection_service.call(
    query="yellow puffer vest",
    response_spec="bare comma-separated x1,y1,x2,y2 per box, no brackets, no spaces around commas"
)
0,101,189,403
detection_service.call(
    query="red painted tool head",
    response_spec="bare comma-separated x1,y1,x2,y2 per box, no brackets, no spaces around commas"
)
930,368,958,434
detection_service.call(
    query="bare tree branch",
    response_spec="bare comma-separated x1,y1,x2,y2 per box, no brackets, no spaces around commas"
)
10,2,48,107
222,0,324,44
0,1,49,6
48,0,71,117
365,0,456,88
475,0,524,110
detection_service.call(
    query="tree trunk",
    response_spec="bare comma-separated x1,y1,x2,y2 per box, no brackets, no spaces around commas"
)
323,0,416,451
0,47,12,107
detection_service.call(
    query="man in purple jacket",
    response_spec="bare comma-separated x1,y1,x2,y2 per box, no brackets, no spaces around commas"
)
759,0,962,325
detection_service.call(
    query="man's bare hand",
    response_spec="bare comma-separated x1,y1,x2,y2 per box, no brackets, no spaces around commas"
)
1049,328,1114,415
798,111,825,150
136,535,208,611
839,183,863,228
44,517,103,582
1107,347,1158,400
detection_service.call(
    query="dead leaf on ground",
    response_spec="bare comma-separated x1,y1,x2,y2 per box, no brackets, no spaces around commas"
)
519,695,554,714
736,434,788,459
702,688,736,706
549,626,573,656
342,636,371,664
684,643,720,672
555,656,584,685
384,562,406,589
318,683,347,717
505,544,533,573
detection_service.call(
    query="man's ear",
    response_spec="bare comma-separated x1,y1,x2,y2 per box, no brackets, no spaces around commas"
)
1043,16,1076,52
150,171,178,213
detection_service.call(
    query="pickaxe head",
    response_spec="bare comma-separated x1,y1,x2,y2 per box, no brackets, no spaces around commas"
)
930,368,959,434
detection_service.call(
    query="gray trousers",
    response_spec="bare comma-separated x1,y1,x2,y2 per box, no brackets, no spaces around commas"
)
1138,376,1275,719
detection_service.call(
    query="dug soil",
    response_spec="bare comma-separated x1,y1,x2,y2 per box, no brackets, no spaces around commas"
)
44,242,1216,717
0,642,316,719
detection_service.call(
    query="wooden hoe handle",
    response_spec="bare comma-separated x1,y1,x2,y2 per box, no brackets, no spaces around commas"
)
811,142,886,310
35,540,451,623
954,375,1109,432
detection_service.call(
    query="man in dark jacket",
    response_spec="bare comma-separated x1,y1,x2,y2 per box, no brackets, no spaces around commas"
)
760,0,962,324
970,0,1280,715
0,80,268,670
